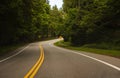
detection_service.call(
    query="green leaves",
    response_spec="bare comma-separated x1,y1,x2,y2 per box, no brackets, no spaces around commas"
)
63,0,120,45
49,6,64,37
0,0,51,45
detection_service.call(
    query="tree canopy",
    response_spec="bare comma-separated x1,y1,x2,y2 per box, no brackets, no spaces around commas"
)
0,0,120,47
62,0,120,46
0,0,51,45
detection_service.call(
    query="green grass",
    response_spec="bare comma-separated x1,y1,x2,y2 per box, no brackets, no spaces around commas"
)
0,37,56,56
54,41,120,58
0,43,28,56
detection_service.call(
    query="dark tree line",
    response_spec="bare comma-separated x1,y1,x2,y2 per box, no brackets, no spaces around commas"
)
0,0,53,46
0,0,120,47
62,0,120,46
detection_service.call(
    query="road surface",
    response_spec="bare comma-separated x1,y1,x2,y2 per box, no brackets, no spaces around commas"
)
0,39,120,78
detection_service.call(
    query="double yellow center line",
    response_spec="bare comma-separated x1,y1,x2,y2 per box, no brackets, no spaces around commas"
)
24,45,44,78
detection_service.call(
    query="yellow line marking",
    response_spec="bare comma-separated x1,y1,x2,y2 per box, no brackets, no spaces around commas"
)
24,45,44,78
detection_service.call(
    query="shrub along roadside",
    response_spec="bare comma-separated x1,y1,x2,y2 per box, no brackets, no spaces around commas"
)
54,41,120,58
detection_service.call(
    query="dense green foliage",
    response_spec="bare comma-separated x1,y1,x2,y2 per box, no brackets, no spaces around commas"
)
49,5,64,37
55,41,120,58
0,0,51,46
63,0,120,46
0,0,120,48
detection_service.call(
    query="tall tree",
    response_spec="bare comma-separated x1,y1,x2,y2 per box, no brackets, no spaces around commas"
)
49,5,64,37
0,0,51,46
63,0,120,45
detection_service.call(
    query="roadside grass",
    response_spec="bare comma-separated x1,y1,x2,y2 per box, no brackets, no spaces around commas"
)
0,37,56,56
39,37,57,41
54,41,120,58
0,43,28,56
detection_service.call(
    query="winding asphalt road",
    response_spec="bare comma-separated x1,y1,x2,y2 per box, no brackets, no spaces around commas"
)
0,39,120,78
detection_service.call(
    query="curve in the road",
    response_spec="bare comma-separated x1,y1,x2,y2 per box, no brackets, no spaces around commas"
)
50,42,120,71
24,45,44,78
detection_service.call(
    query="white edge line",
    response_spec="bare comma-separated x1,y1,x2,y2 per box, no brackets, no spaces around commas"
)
52,43,120,71
0,45,30,63
72,51,120,71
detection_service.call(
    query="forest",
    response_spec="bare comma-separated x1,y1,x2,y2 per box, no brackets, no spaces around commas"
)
0,0,120,49
62,0,120,47
0,0,54,46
